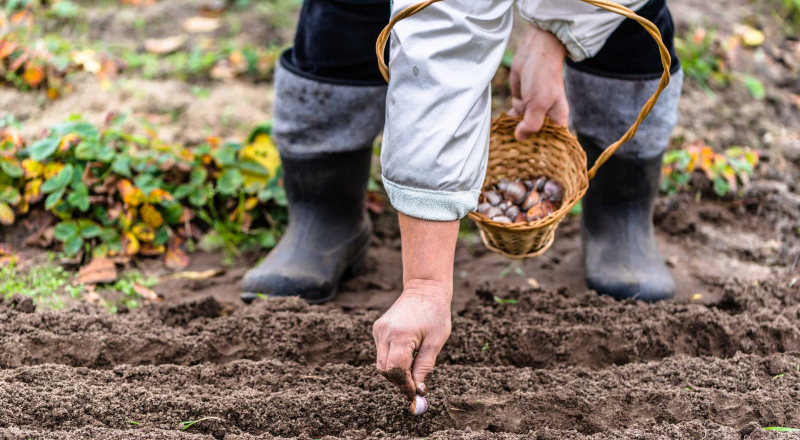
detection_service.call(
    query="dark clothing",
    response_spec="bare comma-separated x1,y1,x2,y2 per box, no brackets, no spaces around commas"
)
284,0,679,86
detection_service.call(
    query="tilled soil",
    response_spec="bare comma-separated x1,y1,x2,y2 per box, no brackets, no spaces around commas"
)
2,280,800,439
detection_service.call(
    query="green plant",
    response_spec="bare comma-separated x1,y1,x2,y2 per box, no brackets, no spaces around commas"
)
493,296,518,305
0,114,287,267
675,27,731,97
764,427,800,432
0,253,72,308
661,142,759,197
179,417,223,431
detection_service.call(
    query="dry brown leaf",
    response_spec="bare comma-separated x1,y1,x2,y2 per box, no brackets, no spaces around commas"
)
75,257,118,285
165,236,190,269
526,278,540,289
164,268,224,280
182,16,221,33
144,35,187,55
133,283,162,302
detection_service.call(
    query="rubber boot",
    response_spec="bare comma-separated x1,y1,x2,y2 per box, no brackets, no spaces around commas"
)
580,138,675,301
240,148,372,304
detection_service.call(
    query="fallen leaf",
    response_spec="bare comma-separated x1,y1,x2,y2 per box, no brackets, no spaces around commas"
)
526,278,540,289
133,283,162,301
182,16,220,33
22,63,44,87
0,41,17,60
0,255,18,268
165,236,190,269
735,24,765,47
164,268,225,280
0,243,13,255
144,35,187,55
75,257,118,285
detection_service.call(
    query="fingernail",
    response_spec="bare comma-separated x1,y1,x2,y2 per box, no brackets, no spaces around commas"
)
417,382,427,396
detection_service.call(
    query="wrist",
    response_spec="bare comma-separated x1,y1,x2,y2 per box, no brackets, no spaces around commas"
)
402,278,452,304
527,25,567,59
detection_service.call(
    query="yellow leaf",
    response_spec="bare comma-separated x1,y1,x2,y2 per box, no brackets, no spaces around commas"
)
21,159,42,179
244,197,258,211
736,24,765,47
24,178,43,203
0,202,14,226
121,231,140,256
147,188,174,204
140,204,164,229
118,179,145,207
239,133,281,185
120,208,137,231
16,199,28,215
165,236,189,269
44,162,65,180
132,222,156,242
59,133,80,153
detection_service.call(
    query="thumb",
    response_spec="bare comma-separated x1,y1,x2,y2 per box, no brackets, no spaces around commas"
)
411,341,440,396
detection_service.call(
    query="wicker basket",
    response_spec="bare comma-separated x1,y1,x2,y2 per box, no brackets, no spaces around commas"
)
377,0,672,258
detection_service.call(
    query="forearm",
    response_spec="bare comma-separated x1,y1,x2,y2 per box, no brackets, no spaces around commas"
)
398,213,458,303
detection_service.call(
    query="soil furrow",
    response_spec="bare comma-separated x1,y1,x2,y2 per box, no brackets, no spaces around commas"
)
3,422,800,440
2,286,799,370
1,354,799,438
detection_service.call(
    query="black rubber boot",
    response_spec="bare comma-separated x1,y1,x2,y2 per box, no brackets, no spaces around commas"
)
240,148,372,304
580,137,676,302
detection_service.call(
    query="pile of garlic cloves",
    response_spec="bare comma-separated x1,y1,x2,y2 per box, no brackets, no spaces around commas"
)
477,177,564,224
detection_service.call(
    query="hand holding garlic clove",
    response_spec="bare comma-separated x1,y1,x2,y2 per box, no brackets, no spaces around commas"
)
478,176,564,224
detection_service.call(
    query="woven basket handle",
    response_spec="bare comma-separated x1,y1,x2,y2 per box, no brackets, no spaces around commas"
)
375,0,672,179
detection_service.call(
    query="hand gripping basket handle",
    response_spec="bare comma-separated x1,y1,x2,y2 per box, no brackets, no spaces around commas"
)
375,0,672,179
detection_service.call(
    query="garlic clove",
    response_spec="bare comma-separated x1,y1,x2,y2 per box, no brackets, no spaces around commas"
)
496,179,511,192
514,212,527,223
505,205,521,220
412,395,428,416
483,190,502,206
477,202,494,215
502,181,527,205
523,179,535,190
498,200,514,212
535,177,547,192
527,202,549,221
492,215,512,224
521,189,541,211
543,180,564,202
484,207,504,218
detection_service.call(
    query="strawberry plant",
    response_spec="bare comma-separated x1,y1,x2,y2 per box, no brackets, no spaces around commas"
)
661,141,760,197
0,113,287,267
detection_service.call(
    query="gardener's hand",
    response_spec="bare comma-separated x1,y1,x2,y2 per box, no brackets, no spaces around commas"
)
373,280,452,402
508,25,569,140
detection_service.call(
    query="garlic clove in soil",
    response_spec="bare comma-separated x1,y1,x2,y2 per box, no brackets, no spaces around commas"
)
412,395,428,416
483,190,502,206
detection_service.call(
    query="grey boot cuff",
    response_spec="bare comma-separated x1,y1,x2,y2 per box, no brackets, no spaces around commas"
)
565,66,684,159
272,61,388,155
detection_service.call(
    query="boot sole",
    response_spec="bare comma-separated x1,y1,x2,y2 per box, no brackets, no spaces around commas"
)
240,240,370,305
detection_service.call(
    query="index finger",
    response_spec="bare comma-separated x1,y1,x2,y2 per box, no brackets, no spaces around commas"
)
384,341,416,402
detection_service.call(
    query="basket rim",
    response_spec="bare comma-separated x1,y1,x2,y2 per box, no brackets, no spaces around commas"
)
469,115,590,231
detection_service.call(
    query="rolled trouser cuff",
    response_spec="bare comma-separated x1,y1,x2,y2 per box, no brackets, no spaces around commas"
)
565,66,684,159
382,176,480,222
272,56,388,155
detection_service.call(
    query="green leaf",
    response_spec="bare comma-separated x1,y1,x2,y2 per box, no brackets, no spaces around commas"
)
213,144,239,166
742,75,765,100
256,230,276,248
217,168,243,196
0,185,21,205
160,202,184,225
67,183,90,212
63,235,84,256
80,224,102,239
45,188,65,210
28,138,60,161
764,427,800,432
713,178,730,197
51,121,98,139
41,164,74,193
190,168,208,185
172,183,195,200
0,160,23,178
111,156,132,177
153,226,169,246
188,189,208,207
198,232,225,252
54,222,79,242
236,160,270,176
100,227,119,243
